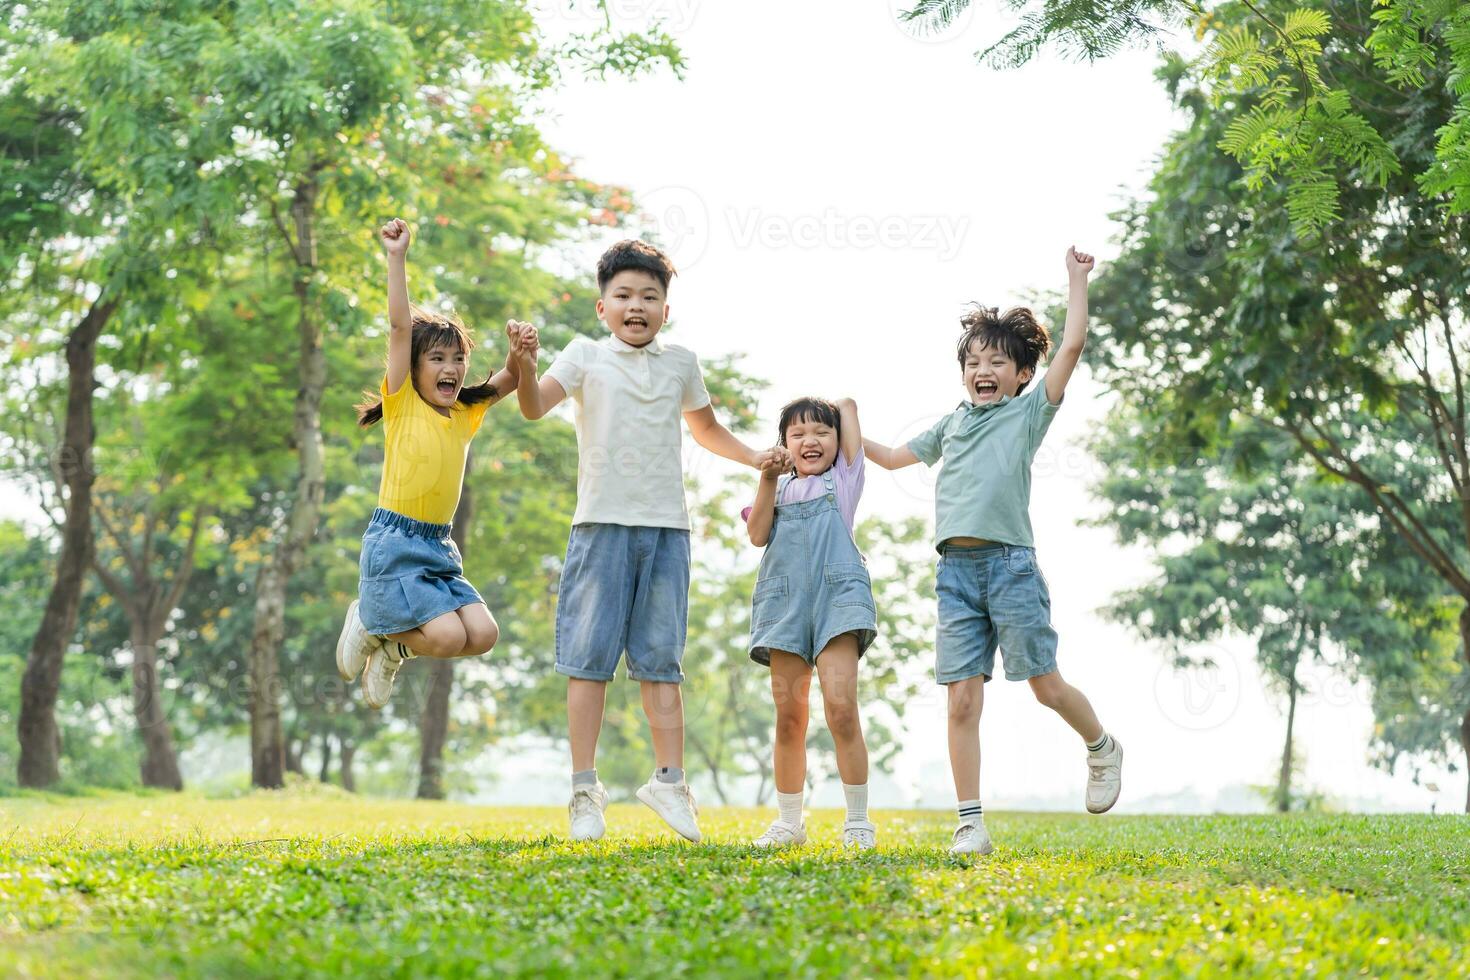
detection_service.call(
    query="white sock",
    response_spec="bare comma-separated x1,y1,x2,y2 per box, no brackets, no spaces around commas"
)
843,782,869,823
776,790,804,826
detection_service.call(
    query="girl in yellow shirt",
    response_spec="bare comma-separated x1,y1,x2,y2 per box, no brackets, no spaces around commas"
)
335,218,527,708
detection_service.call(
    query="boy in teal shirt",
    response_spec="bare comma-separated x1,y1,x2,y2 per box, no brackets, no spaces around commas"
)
866,247,1122,855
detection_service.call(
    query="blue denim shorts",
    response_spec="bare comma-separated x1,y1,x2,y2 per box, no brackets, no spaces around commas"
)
358,508,483,635
935,543,1058,684
555,523,690,683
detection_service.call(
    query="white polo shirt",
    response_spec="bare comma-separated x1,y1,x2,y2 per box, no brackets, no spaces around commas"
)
545,333,712,530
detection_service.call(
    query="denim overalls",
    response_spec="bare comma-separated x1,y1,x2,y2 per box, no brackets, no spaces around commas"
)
749,466,878,666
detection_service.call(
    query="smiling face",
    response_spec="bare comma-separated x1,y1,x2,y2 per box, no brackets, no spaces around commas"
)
597,269,669,348
413,342,467,411
784,413,840,477
962,338,1032,405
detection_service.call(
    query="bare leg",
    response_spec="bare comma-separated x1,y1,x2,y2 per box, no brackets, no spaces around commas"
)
452,603,499,657
567,678,608,772
947,676,986,802
814,634,867,786
1028,670,1104,743
639,681,684,770
386,610,468,659
769,651,813,794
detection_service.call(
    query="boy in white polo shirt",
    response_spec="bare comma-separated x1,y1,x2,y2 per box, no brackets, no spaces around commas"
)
514,240,768,842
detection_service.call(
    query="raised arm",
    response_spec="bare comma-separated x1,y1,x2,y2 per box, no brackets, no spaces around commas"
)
1044,245,1095,406
835,397,863,465
863,438,919,470
684,405,762,468
746,448,790,547
510,321,567,420
381,218,413,395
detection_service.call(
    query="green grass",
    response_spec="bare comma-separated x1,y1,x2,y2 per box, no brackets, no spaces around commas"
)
1,790,1467,978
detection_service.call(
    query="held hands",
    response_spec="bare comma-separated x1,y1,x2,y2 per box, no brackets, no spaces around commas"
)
1066,245,1095,281
380,218,411,257
756,446,793,480
506,319,539,366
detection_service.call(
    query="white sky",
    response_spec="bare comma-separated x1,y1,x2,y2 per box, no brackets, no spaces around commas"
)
522,0,1460,813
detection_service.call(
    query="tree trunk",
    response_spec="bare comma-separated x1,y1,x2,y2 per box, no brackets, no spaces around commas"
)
1461,607,1470,813
339,740,357,792
1276,673,1298,814
130,624,183,790
417,457,472,801
249,176,326,789
284,732,304,775
17,295,118,787
318,732,333,783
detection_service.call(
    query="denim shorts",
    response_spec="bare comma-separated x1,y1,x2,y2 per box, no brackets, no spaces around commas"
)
555,523,690,683
358,508,483,635
934,543,1058,684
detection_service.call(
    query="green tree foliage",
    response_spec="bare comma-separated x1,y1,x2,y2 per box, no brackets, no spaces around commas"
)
902,0,1469,232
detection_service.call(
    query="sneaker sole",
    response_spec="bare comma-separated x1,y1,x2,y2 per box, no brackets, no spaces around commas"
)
360,663,390,710
1087,745,1124,814
635,785,702,843
950,840,995,857
336,600,362,681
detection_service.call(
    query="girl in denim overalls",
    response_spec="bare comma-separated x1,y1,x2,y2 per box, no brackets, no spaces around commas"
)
743,397,878,850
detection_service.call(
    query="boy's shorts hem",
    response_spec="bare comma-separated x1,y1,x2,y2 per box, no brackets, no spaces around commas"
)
1004,659,1058,682
555,663,615,683
936,667,991,685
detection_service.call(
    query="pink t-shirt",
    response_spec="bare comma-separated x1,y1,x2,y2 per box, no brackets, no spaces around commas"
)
742,448,866,534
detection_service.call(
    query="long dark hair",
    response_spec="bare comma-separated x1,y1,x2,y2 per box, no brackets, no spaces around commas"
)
776,396,841,475
356,307,498,427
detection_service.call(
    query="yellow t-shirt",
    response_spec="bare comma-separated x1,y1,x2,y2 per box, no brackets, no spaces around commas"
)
376,376,490,525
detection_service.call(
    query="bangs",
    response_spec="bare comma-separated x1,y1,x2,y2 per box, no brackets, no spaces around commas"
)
777,397,841,445
962,325,1026,365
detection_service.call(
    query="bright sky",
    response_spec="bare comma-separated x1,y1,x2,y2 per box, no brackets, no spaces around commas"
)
521,0,1460,813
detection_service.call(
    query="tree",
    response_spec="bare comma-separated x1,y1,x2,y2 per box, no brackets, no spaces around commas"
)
901,0,1469,232
1089,410,1454,810
1080,0,1470,807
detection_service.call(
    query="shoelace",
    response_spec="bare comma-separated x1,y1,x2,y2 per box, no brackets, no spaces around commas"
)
952,823,974,844
757,824,796,844
570,789,600,819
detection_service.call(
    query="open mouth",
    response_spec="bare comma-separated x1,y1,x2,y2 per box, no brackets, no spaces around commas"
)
800,449,823,463
436,379,458,397
624,316,648,330
974,381,998,397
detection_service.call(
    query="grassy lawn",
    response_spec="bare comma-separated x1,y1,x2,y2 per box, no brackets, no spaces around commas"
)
1,789,1466,978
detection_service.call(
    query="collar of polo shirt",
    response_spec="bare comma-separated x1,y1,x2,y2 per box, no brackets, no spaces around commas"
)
607,334,665,355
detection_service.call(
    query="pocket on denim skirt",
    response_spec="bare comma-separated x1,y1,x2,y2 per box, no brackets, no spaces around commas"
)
360,527,388,580
825,562,875,609
752,575,789,628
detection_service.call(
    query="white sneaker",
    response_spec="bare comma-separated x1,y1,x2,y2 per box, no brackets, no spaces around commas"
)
635,775,702,843
361,641,414,709
949,818,993,856
569,783,609,841
842,819,877,850
1086,737,1124,814
335,599,379,681
752,819,807,849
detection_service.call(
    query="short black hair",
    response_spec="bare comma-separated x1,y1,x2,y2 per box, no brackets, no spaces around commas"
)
955,304,1052,392
596,239,676,294
777,396,841,450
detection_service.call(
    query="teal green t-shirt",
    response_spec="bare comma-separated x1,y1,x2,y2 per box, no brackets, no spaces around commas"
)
906,383,1060,552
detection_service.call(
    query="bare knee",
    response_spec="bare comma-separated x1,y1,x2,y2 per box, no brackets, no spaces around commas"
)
824,701,861,743
464,619,498,656
1030,675,1067,710
775,705,808,743
948,685,984,726
422,619,468,658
